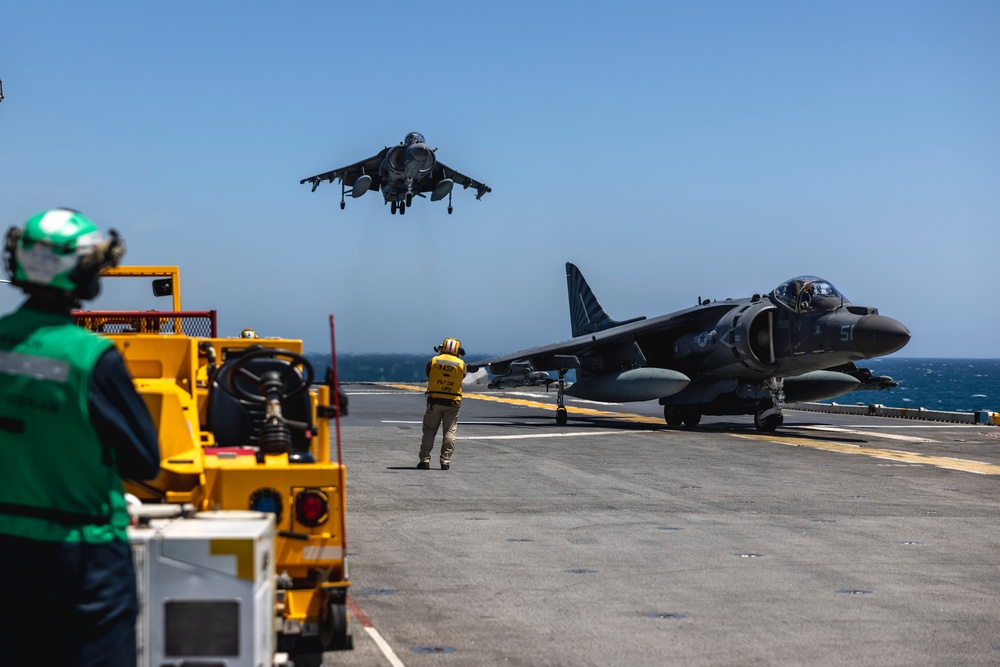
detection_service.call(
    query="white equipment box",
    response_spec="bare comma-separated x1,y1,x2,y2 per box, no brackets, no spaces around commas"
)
130,510,276,667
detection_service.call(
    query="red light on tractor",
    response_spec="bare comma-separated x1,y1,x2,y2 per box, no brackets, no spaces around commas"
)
295,489,329,527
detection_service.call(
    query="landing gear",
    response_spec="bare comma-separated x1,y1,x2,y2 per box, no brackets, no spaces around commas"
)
340,201,345,210
391,201,397,214
399,201,406,215
753,378,786,432
664,407,701,428
754,411,783,432
554,368,569,425
340,182,346,210
447,190,453,215
405,193,413,207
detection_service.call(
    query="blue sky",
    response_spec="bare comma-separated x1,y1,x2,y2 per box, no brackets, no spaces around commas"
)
2,1,997,358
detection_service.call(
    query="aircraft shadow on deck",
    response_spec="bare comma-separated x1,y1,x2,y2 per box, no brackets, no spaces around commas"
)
463,412,869,444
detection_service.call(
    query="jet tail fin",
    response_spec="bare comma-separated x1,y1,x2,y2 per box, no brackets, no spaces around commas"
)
566,262,645,337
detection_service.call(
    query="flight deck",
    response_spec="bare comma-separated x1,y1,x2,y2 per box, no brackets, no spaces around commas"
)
324,383,1000,667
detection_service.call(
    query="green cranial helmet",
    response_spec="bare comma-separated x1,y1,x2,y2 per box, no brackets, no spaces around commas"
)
4,208,125,300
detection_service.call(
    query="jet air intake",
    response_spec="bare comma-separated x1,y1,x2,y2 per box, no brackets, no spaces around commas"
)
673,303,776,369
564,368,690,403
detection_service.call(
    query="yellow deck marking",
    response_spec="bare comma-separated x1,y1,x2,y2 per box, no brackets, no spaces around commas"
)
379,383,664,424
734,432,1000,476
380,384,1000,476
797,425,935,443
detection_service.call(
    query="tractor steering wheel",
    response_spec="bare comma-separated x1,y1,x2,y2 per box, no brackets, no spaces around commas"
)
219,347,314,404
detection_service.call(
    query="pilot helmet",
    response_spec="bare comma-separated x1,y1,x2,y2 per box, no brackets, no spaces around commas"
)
435,337,463,356
4,208,124,301
240,328,258,339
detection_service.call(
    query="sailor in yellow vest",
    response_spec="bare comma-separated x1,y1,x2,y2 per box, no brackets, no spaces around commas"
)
418,337,466,470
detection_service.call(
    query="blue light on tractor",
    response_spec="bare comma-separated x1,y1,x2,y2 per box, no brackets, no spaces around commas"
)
249,488,283,522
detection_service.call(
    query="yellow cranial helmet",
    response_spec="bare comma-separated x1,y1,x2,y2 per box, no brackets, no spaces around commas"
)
437,337,461,355
240,328,258,339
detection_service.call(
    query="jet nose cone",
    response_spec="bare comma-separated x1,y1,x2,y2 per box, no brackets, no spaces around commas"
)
406,143,430,161
853,315,910,357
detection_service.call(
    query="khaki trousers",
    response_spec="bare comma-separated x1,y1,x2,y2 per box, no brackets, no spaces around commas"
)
419,400,461,464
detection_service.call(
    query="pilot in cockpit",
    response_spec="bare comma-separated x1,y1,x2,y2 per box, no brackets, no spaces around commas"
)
774,276,846,313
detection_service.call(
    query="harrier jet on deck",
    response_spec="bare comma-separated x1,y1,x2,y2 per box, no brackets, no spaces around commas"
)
299,132,491,215
470,263,909,431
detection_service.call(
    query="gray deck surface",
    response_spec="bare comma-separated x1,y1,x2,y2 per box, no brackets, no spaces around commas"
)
319,383,1000,667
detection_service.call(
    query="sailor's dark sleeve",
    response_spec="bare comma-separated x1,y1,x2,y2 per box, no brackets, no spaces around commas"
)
89,347,161,480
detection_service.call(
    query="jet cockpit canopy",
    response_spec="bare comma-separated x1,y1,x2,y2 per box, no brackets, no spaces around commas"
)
404,132,426,145
772,276,847,313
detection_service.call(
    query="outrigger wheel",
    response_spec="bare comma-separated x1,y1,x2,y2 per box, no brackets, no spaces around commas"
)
556,407,568,426
219,348,315,455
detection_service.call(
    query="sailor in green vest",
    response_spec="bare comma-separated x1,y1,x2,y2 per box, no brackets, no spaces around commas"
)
418,337,467,470
0,209,159,667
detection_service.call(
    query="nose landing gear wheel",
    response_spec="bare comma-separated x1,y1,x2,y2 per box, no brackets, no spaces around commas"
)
556,407,568,425
754,411,783,432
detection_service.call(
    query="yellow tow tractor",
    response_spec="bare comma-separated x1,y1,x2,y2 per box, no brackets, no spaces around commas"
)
73,265,352,655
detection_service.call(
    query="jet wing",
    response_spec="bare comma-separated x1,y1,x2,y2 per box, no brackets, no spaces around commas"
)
422,161,492,200
299,148,389,192
469,302,737,374
469,338,590,374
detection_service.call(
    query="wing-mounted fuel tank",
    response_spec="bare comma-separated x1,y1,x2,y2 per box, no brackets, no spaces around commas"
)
563,340,689,402
672,300,777,376
431,179,454,201
351,174,372,198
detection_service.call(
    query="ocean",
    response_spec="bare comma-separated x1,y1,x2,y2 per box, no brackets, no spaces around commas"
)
820,357,1000,414
310,354,1000,415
